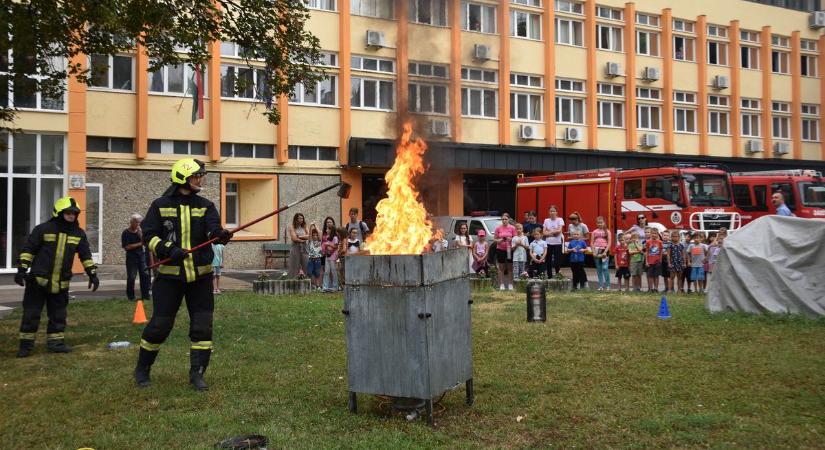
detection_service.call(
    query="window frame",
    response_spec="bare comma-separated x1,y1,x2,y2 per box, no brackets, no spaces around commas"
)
510,91,543,122
674,107,697,133
707,40,728,66
636,103,662,131
408,82,449,115
88,54,135,92
289,75,338,107
510,9,542,40
673,35,696,62
635,12,660,27
409,0,448,26
636,29,660,56
555,78,585,93
597,99,624,128
741,112,761,137
596,23,624,52
554,0,583,15
801,54,818,77
351,0,395,19
461,86,498,118
461,1,497,34
771,50,790,74
351,76,396,111
555,17,584,47
147,139,208,156
708,110,730,136
741,45,760,70
220,142,275,158
555,96,585,124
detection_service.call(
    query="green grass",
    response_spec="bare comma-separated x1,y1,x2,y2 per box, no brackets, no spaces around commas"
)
1,290,824,449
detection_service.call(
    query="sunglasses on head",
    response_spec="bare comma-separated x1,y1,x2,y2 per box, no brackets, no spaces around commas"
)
637,216,646,220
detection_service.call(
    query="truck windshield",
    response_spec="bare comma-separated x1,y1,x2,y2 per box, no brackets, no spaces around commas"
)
684,174,732,206
798,182,825,207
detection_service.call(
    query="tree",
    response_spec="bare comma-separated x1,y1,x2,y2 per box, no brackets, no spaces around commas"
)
0,0,323,131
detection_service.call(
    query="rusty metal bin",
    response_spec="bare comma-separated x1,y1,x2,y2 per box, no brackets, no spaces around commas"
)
342,248,474,424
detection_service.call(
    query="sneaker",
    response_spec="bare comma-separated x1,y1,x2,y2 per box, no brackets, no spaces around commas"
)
597,287,603,291
499,284,505,291
507,285,514,291
215,289,222,295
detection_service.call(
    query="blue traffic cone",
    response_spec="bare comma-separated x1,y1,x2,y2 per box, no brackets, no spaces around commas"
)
657,296,671,320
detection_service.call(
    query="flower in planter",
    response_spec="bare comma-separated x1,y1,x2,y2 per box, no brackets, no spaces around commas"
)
279,271,289,280
519,272,530,280
256,272,271,282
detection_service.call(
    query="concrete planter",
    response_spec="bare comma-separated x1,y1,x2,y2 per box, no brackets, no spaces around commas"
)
253,279,313,295
513,278,572,293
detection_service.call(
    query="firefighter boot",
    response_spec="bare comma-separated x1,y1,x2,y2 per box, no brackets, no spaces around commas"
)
135,347,159,388
189,349,211,391
16,339,34,358
47,340,73,353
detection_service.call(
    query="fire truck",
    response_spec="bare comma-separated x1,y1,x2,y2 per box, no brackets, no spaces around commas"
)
516,164,741,234
731,170,825,224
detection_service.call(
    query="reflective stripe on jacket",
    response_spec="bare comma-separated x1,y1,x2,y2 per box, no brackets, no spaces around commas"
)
17,218,96,294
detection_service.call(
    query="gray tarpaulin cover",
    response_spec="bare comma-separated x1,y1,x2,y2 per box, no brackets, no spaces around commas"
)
707,215,825,317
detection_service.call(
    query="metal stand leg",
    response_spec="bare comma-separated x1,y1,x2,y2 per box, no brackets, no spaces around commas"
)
348,391,357,413
425,399,434,426
466,378,474,406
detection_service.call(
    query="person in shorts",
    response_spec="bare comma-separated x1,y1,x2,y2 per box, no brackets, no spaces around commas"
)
644,228,663,292
627,232,644,292
687,233,708,294
614,233,631,291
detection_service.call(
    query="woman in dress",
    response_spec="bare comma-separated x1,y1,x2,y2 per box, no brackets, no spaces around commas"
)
287,213,309,277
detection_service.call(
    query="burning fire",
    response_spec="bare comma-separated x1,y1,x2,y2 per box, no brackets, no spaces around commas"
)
366,123,435,255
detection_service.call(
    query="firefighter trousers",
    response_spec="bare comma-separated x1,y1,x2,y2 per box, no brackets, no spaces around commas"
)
19,278,69,341
139,276,214,357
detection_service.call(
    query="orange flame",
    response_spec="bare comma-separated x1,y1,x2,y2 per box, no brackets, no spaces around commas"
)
366,123,434,255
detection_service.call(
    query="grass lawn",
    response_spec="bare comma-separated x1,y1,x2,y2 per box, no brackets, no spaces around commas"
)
1,290,824,449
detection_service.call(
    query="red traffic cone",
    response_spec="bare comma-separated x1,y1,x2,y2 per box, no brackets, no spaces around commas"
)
133,300,148,324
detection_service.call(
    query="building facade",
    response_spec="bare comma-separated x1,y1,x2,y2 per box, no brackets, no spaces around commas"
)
3,0,825,271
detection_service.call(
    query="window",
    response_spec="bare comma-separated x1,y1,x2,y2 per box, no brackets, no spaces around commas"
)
597,24,623,52
740,30,760,43
732,184,752,206
461,87,497,118
673,36,695,62
597,100,624,127
461,67,497,83
510,92,543,121
772,116,790,139
555,96,585,124
741,112,761,137
89,54,133,91
636,87,661,100
674,107,696,133
220,142,275,158
801,54,818,77
0,55,65,111
741,98,760,110
708,111,729,135
149,63,206,95
707,25,727,38
801,104,819,115
219,42,259,59
351,77,395,110
636,30,660,56
287,146,338,161
289,76,337,106
147,140,207,155
741,46,759,69
351,55,395,73
555,0,583,14
802,117,819,141
220,65,268,100
771,35,790,48
772,51,789,74
673,91,696,104
351,0,394,18
513,0,541,6
510,73,543,87
635,13,659,27
510,10,542,40
316,52,339,68
225,181,239,228
597,82,623,96
409,83,448,114
708,95,729,107
556,78,585,92
409,0,447,26
623,179,642,199
462,2,497,33
708,41,728,65
596,6,622,21
801,39,817,52
772,101,790,113
86,136,134,153
555,17,584,46
409,62,449,78
672,19,694,33
637,104,661,130
304,0,336,11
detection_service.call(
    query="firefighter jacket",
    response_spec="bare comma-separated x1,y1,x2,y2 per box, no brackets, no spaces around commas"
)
144,187,222,283
17,217,96,294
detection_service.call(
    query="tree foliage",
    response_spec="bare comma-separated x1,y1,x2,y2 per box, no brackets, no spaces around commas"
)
0,0,323,129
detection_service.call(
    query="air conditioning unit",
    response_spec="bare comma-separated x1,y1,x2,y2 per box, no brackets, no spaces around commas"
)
640,133,659,148
366,30,386,48
642,67,660,82
712,75,729,90
774,141,791,155
519,124,539,141
564,127,582,143
809,11,825,29
430,119,450,137
473,44,491,61
746,139,764,153
605,62,622,77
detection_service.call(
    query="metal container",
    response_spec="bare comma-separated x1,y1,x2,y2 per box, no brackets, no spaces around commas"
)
526,281,547,322
343,248,474,425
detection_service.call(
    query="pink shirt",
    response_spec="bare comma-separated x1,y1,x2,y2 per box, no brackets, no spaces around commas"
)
494,225,517,251
592,228,609,249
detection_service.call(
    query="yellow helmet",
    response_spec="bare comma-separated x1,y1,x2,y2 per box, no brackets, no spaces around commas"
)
170,158,206,185
52,196,81,217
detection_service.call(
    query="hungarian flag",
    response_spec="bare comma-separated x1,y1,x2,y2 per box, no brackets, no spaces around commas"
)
190,66,204,124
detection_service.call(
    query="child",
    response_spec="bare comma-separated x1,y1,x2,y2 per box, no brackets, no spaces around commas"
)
614,233,630,292
591,216,612,291
511,223,530,278
321,225,340,292
472,230,490,277
306,225,323,290
643,226,652,245
212,242,225,294
669,230,685,293
430,229,449,252
686,233,708,294
644,228,663,292
661,230,672,293
346,227,361,255
627,232,644,292
706,235,723,283
336,227,348,288
565,230,589,290
528,229,547,277
682,232,693,293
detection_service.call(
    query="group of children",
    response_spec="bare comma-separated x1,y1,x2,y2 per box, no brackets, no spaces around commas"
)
303,221,366,292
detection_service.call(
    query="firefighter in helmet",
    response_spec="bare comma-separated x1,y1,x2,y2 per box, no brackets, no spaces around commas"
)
14,196,99,357
135,158,232,390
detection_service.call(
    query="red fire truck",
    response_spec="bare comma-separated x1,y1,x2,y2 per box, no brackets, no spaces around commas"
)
516,164,742,234
731,170,825,224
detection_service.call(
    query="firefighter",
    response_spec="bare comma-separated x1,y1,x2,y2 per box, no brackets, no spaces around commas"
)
14,196,99,357
134,158,232,390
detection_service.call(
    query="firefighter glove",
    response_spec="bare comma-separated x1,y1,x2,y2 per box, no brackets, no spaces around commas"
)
167,246,187,265
88,273,100,292
14,268,26,286
212,228,233,245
